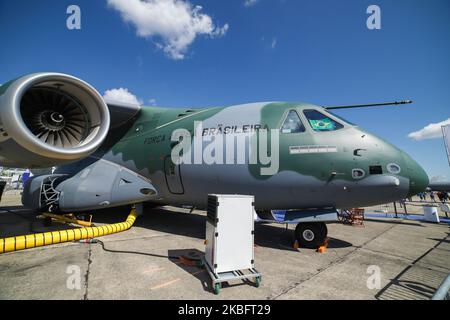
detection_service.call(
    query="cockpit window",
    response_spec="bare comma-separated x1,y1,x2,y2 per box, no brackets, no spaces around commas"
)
326,110,355,126
303,109,344,132
280,110,306,134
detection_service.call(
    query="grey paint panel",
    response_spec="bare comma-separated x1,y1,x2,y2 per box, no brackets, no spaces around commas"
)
56,159,157,211
164,156,184,194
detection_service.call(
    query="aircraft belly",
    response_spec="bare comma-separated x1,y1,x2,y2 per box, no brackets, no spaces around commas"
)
163,164,410,210
176,165,329,209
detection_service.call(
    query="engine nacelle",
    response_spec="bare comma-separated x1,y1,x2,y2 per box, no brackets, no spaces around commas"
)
0,73,110,168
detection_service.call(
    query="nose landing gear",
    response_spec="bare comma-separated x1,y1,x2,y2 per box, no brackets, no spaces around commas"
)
294,222,328,249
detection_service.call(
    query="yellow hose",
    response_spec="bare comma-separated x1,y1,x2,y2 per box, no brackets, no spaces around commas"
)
0,208,137,254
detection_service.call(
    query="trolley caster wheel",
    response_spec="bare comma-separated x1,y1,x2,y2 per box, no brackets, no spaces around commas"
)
255,276,262,288
214,283,221,295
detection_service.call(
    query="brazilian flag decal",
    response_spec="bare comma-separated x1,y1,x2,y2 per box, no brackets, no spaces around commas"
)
309,118,334,131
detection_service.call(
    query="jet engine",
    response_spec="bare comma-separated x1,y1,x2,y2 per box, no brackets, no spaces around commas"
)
0,73,110,168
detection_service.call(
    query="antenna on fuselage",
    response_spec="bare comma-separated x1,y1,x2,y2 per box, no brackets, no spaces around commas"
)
325,100,412,110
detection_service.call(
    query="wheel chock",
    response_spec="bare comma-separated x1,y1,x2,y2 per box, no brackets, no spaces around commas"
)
317,246,327,253
316,237,330,253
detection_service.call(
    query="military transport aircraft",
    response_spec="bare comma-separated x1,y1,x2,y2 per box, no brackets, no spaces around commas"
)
0,73,429,247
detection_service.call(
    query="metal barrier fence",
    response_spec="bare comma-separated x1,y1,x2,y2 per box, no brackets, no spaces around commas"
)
371,200,450,218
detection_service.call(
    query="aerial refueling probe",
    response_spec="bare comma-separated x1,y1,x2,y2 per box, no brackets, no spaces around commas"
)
325,100,413,110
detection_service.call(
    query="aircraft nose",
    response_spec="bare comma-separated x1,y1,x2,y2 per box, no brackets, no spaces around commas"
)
402,153,429,198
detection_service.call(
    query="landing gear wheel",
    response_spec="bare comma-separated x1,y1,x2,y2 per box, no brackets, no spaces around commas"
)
255,276,262,288
295,222,328,249
318,223,328,240
214,283,221,295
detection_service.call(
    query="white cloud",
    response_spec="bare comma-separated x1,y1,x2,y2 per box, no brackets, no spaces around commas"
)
244,0,259,7
408,118,450,141
103,88,142,105
430,175,447,182
107,0,228,60
271,37,277,49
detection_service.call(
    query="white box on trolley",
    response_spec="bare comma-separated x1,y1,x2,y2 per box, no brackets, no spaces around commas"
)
205,194,255,274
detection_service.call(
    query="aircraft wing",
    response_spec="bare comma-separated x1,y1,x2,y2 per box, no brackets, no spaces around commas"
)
428,182,450,192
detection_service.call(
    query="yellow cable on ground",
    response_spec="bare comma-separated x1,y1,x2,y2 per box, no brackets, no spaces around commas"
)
0,208,137,254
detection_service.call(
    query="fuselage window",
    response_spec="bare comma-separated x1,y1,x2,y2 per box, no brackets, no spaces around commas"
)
387,163,401,174
352,169,366,179
280,110,306,134
303,109,344,132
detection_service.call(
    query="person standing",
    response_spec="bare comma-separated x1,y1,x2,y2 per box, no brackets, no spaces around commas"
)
430,191,436,202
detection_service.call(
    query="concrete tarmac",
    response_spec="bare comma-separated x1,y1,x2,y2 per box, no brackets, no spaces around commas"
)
0,199,449,300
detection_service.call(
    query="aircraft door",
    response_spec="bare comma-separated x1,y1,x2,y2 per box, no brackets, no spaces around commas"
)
164,156,184,194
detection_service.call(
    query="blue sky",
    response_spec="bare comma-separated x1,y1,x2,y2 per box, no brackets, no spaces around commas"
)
0,0,449,179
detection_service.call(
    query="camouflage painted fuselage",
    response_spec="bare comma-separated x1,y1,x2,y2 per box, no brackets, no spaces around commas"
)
68,101,428,211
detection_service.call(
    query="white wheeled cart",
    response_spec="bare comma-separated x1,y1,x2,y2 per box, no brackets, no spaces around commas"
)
204,194,261,294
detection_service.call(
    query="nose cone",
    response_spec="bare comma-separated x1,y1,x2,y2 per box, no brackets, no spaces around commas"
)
403,153,429,197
